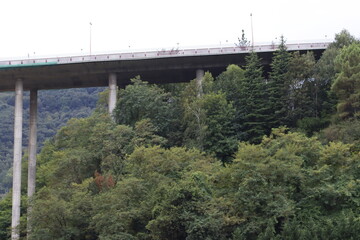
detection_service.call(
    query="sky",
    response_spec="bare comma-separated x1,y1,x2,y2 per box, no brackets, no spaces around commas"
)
0,0,359,59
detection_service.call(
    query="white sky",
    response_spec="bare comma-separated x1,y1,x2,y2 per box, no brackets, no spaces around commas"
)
0,0,359,59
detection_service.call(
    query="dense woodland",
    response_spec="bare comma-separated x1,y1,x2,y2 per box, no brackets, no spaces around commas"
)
0,30,359,239
0,88,105,194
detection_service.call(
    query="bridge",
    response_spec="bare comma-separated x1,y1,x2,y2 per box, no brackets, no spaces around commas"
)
0,42,328,91
1,42,329,239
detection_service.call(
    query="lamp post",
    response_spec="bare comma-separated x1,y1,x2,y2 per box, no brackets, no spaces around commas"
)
89,22,92,56
250,13,254,48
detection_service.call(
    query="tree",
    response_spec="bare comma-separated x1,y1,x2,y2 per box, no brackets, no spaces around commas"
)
313,29,359,121
0,193,12,239
286,51,317,126
268,35,292,127
214,65,246,140
92,146,219,240
114,76,183,146
201,93,238,163
182,86,238,163
332,43,360,119
329,29,359,49
235,29,249,48
242,51,271,143
29,180,96,240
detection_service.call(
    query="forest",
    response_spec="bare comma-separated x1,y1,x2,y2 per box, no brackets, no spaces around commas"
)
0,88,105,194
0,30,359,239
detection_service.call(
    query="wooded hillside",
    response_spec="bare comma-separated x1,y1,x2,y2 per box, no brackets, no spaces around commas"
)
0,30,359,239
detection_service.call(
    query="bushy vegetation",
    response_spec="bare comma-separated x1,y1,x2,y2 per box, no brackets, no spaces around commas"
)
0,30,359,239
0,88,105,194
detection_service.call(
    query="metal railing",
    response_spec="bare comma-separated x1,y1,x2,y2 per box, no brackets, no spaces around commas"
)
0,42,330,69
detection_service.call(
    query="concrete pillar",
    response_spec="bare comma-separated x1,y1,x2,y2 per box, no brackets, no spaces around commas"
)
11,79,23,240
27,89,37,237
108,73,117,115
196,69,204,97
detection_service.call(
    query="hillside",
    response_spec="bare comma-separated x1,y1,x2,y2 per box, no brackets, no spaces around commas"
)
0,87,105,194
0,30,359,239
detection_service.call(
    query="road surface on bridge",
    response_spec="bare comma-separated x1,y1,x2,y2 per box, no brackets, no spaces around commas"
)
0,42,329,91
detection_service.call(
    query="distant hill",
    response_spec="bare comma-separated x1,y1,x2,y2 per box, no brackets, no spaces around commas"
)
0,87,104,194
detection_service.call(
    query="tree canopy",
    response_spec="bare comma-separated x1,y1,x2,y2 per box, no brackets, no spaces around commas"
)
1,30,360,240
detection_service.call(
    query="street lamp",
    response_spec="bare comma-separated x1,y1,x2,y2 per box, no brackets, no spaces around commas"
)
90,22,92,56
250,13,254,48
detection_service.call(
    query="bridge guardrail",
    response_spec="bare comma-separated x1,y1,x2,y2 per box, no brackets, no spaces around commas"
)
0,42,330,69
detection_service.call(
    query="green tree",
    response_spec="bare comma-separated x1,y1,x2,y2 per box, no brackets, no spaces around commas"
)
310,47,339,131
201,93,238,162
268,35,292,127
286,51,318,127
30,180,96,240
0,193,12,239
182,90,238,163
235,29,249,48
214,64,246,140
242,51,270,143
314,29,359,121
329,29,359,49
92,146,219,240
332,43,360,119
114,76,182,146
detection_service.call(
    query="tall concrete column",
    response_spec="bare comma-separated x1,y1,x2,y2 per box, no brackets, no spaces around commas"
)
196,69,204,97
108,73,117,115
27,89,38,237
11,79,23,240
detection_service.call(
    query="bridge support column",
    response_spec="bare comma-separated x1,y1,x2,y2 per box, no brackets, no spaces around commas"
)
11,79,23,240
196,69,204,97
27,89,38,238
108,73,117,115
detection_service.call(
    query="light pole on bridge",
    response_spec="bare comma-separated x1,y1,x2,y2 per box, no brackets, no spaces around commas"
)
250,13,254,48
90,22,92,56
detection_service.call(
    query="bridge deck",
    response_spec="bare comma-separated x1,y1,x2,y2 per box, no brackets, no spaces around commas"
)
0,42,329,91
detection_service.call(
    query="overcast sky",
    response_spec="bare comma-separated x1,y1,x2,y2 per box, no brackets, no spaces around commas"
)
1,0,359,59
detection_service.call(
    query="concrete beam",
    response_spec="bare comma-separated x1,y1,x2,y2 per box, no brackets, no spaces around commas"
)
27,89,38,237
11,79,23,240
108,73,117,115
196,69,204,97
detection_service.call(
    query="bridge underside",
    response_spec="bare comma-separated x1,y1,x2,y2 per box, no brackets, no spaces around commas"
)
0,49,324,91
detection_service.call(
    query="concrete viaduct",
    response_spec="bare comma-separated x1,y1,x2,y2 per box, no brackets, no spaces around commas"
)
0,42,329,239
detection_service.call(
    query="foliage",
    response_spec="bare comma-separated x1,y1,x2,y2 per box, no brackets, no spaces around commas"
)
92,146,220,240
235,29,250,48
268,35,292,127
320,119,360,151
182,76,238,163
114,76,183,147
0,193,12,239
0,87,104,194
332,43,360,119
1,29,360,240
242,51,270,143
213,64,246,140
29,180,96,240
329,29,359,49
286,51,316,125
216,128,359,239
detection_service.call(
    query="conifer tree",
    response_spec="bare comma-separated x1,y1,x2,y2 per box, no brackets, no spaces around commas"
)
268,36,292,127
332,43,360,119
243,51,270,143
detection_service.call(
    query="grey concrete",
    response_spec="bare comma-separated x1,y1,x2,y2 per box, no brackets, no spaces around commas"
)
196,69,204,97
27,89,38,237
0,43,329,92
108,73,117,115
11,79,23,240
